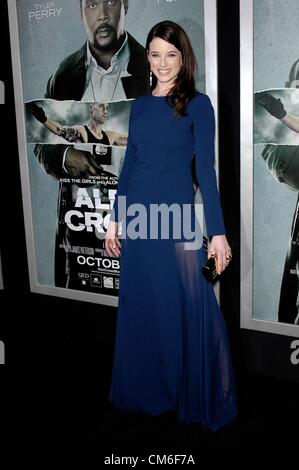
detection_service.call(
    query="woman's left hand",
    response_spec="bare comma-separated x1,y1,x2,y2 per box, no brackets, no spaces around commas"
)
208,235,232,275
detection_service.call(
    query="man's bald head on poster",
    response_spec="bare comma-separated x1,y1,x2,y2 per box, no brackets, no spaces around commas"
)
80,0,129,53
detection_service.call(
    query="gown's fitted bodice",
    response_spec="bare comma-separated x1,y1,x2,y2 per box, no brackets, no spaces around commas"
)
110,90,225,237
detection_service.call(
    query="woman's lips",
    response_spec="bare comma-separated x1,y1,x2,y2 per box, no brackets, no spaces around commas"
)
158,69,171,74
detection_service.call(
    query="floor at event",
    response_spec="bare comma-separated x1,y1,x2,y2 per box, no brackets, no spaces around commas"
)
1,326,298,451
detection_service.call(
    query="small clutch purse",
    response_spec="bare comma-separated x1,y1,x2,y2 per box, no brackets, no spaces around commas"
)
202,254,220,283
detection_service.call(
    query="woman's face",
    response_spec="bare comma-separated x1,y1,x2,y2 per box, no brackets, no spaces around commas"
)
147,37,182,86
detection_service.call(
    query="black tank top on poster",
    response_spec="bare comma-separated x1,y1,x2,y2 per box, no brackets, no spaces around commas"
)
84,126,112,165
84,125,110,144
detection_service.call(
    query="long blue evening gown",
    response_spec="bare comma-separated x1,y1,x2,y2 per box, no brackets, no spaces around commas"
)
108,90,237,431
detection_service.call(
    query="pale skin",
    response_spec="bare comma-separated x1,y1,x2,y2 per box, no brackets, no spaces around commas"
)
105,37,232,273
280,114,299,133
42,103,128,146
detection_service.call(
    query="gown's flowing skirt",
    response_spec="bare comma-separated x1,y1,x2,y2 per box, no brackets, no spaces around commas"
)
109,200,237,432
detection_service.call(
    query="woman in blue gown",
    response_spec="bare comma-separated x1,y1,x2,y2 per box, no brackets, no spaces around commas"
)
105,20,237,431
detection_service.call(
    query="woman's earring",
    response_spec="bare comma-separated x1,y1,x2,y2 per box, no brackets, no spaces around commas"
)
150,70,152,87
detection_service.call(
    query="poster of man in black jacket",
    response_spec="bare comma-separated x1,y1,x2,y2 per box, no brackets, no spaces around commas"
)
10,0,206,300
34,0,150,292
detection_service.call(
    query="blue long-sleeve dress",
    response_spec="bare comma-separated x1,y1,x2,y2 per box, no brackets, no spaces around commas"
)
108,90,237,431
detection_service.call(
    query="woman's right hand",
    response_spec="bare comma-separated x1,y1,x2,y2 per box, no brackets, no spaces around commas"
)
104,220,121,257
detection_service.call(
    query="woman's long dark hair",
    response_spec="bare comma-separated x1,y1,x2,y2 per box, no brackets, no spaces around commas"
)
146,20,198,117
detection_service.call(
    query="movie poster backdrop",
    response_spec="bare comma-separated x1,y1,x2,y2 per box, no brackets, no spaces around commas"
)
8,0,217,305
